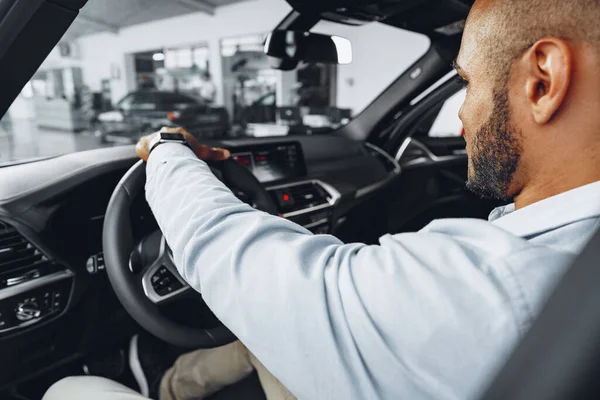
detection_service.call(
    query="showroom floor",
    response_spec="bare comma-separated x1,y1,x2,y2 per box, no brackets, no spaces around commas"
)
0,118,117,165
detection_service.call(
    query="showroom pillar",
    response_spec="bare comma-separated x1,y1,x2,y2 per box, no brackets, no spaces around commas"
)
208,37,224,105
277,70,296,107
124,53,137,94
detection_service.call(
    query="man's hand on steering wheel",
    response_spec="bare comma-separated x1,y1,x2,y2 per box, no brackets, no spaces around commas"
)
135,126,231,162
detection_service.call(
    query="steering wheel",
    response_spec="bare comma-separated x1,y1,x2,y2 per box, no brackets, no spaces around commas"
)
103,158,278,348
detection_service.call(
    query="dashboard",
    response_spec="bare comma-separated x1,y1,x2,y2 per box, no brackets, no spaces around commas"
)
231,141,306,183
0,134,400,390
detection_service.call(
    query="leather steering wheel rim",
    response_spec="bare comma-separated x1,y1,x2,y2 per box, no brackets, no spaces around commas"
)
102,158,277,348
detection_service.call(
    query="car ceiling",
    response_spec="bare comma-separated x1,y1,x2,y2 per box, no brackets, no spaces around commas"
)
283,0,473,36
56,0,475,40
57,0,252,40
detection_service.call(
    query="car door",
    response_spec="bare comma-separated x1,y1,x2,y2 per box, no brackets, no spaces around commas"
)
384,86,502,234
158,92,199,113
98,93,134,136
125,92,160,138
162,93,231,139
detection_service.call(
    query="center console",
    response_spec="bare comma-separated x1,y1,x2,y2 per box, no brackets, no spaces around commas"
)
0,222,73,337
266,180,339,234
230,141,339,234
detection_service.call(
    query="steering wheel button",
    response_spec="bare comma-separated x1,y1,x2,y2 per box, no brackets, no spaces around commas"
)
160,277,171,286
170,280,183,290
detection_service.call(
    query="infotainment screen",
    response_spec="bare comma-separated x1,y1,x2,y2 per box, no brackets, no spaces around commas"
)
230,142,306,183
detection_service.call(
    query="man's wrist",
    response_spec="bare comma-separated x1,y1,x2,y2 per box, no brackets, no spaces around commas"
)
146,142,199,180
149,132,190,156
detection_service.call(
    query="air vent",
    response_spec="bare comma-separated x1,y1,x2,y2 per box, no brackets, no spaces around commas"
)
397,139,430,166
0,221,54,289
268,182,331,215
364,143,400,173
286,183,330,209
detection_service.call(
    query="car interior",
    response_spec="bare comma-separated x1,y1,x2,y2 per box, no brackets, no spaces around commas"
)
0,0,598,399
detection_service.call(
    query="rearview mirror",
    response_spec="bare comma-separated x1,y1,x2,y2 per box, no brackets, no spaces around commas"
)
264,31,352,65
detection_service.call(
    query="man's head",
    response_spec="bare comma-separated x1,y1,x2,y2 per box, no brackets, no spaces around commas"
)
456,0,600,205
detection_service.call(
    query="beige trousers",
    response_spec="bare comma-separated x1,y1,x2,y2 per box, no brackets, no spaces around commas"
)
43,341,295,400
160,340,296,400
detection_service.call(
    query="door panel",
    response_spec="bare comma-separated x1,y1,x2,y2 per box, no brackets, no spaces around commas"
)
388,137,501,234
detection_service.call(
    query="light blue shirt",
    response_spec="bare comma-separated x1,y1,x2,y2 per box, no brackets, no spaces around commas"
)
146,144,600,400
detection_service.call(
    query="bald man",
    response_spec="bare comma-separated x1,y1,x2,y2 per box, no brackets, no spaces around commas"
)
45,0,600,399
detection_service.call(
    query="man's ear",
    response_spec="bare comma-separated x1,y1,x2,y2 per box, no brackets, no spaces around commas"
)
522,38,573,125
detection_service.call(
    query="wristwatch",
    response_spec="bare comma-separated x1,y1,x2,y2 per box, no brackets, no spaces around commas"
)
148,131,190,155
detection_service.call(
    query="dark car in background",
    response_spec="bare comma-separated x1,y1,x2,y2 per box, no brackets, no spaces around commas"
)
94,90,230,143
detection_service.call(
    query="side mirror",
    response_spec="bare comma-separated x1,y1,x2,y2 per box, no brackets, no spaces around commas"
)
264,31,352,68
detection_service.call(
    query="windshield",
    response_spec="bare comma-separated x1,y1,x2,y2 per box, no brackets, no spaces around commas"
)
0,0,429,165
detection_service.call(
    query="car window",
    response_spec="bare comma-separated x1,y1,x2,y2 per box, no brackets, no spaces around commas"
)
130,92,158,111
260,93,276,106
159,93,198,110
429,89,466,137
0,0,430,165
116,94,134,111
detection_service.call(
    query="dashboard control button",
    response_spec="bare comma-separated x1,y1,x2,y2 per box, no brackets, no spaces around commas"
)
0,308,9,329
97,253,105,270
275,190,295,209
50,291,64,311
86,256,98,274
43,291,52,311
15,300,41,321
86,253,105,274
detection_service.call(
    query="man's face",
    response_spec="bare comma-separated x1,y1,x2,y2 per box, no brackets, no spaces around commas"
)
456,8,523,201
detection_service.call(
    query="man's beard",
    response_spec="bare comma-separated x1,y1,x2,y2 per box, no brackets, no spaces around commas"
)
465,85,522,202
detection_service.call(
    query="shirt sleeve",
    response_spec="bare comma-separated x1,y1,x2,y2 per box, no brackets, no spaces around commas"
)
145,144,521,400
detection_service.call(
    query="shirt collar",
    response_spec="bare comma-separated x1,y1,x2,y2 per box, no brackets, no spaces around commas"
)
489,180,600,237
